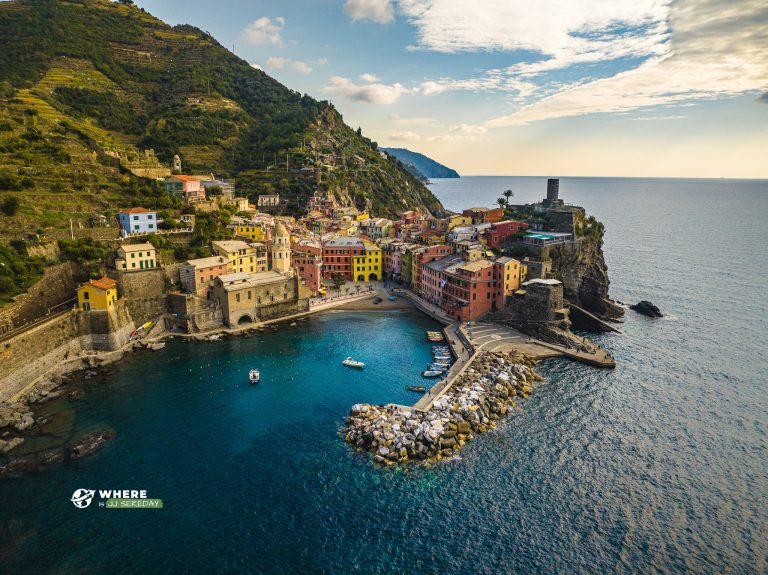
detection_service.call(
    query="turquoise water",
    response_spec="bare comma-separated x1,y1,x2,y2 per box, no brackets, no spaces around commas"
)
2,177,768,573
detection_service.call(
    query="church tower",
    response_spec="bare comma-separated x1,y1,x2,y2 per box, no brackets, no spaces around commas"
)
271,221,291,274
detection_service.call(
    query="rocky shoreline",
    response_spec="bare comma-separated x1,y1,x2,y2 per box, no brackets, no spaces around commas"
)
343,351,540,466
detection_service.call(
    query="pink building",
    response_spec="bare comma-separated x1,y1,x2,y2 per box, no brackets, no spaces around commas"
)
165,176,206,204
293,253,323,295
178,256,233,296
414,244,453,293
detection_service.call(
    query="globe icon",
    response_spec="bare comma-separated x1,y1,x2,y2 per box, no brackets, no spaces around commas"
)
71,489,95,508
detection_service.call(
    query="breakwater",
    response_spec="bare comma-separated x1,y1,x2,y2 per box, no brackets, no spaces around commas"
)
344,351,538,464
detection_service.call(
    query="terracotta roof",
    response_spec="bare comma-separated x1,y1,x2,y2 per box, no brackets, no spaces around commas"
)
86,277,116,291
119,207,154,214
170,175,200,182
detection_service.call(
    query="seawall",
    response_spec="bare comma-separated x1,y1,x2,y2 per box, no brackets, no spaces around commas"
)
0,304,135,403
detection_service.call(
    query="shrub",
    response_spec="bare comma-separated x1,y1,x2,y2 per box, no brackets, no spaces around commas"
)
1,196,20,216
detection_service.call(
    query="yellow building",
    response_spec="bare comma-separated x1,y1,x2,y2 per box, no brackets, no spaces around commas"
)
236,222,268,241
115,242,157,272
212,240,266,274
355,211,370,221
77,277,118,311
352,242,382,281
447,214,473,230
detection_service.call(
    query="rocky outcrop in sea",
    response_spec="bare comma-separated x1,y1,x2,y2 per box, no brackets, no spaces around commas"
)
343,352,539,465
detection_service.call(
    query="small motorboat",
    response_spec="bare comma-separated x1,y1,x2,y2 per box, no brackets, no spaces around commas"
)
422,370,444,378
249,369,260,383
428,365,448,372
342,357,365,368
433,354,451,361
406,385,426,392
426,331,442,336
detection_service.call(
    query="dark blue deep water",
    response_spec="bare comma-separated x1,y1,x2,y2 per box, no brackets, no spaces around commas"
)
1,177,767,574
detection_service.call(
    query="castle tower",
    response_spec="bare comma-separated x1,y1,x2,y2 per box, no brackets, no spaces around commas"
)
271,221,291,274
172,154,182,173
546,178,559,202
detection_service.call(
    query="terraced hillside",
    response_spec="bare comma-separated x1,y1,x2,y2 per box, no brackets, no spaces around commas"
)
0,0,443,239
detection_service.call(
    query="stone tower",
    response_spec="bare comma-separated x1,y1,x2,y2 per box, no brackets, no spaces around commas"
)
172,154,182,173
271,221,291,274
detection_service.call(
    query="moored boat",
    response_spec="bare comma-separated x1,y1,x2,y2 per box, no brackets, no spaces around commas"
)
422,370,444,378
342,357,365,368
406,385,426,392
249,369,260,383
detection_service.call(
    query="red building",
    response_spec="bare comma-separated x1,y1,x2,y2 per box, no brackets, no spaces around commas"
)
414,244,453,293
485,220,530,249
421,256,496,321
292,253,323,295
321,237,365,280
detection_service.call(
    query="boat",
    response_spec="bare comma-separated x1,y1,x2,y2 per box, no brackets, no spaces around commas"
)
422,370,444,378
406,385,426,392
427,337,446,343
432,354,451,360
388,296,398,301
428,365,448,371
426,331,442,336
249,369,260,383
342,357,365,368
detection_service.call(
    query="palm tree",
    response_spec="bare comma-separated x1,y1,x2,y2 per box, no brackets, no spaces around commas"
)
496,198,507,209
503,189,514,202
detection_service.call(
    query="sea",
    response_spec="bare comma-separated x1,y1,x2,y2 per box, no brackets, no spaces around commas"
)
0,176,766,574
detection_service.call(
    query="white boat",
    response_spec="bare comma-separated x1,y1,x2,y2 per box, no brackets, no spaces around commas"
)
249,369,260,383
422,370,444,378
342,357,365,368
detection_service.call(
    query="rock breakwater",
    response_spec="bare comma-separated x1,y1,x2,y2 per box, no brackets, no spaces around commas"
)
344,352,540,465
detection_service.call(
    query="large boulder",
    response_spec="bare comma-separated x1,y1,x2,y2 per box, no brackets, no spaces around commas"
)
630,300,663,318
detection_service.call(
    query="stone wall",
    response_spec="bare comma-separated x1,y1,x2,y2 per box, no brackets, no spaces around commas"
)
0,262,79,336
110,264,181,325
0,304,135,402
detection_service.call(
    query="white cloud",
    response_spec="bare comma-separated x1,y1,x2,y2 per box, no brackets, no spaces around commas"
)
266,57,313,74
389,131,422,141
323,76,413,104
241,16,285,46
250,63,263,71
398,0,670,71
344,0,395,23
450,123,486,135
486,0,768,126
628,115,687,122
360,73,379,82
389,113,438,126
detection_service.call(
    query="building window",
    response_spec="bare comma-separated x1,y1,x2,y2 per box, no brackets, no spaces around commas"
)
236,294,240,302
83,291,89,300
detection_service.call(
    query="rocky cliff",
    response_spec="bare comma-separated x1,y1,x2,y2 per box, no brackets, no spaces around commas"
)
548,230,624,321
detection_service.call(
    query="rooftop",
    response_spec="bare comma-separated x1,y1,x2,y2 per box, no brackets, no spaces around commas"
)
84,277,116,291
185,256,229,269
218,271,290,291
120,242,155,252
119,207,154,214
523,278,563,287
458,259,494,273
324,237,364,248
212,240,252,253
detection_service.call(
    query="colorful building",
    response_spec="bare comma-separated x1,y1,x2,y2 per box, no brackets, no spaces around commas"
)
115,242,157,272
236,221,269,242
164,176,206,204
212,240,266,274
485,221,530,249
118,207,157,237
492,256,526,309
77,277,118,311
292,253,323,295
352,242,382,281
179,256,232,296
414,244,453,293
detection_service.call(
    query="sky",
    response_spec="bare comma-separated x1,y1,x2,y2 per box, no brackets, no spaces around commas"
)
132,0,768,178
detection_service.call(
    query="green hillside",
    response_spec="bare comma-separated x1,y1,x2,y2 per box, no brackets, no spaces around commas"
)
0,0,443,235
